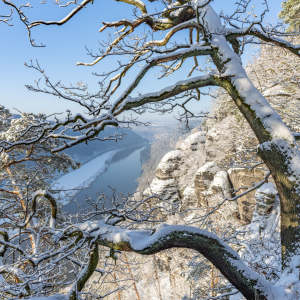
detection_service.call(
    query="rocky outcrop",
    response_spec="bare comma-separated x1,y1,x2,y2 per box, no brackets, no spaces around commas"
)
181,187,197,211
194,162,238,219
228,168,267,223
143,129,273,224
194,162,221,207
140,129,206,206
156,150,182,179
144,151,182,215
144,132,206,216
176,131,206,151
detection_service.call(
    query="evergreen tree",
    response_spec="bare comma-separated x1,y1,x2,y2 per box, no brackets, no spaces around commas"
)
279,0,300,30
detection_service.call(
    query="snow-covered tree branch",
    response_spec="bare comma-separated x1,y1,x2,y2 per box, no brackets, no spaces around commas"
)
2,0,300,298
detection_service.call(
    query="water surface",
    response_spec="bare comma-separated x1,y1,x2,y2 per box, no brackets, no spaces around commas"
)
63,145,146,214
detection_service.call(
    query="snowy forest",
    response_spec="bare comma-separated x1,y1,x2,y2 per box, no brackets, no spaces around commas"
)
1,0,300,299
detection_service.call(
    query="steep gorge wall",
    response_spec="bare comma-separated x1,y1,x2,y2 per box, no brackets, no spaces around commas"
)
136,122,202,192
143,129,268,224
120,128,277,300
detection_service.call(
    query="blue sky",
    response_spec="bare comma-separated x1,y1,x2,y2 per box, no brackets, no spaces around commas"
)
0,0,286,124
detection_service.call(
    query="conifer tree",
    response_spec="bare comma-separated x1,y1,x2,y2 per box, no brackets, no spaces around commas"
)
279,0,300,30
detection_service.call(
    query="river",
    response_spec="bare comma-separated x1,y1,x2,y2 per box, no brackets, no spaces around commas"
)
62,144,146,214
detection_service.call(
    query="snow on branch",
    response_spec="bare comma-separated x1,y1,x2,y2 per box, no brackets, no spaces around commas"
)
28,0,93,29
226,27,300,57
67,220,272,299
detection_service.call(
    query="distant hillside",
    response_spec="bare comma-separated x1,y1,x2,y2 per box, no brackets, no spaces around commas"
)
63,127,148,163
10,114,148,163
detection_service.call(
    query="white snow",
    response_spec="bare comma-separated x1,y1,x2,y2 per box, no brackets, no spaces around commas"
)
256,182,277,198
196,161,220,176
112,73,212,115
52,150,118,205
144,178,177,196
182,187,196,199
262,85,291,98
156,150,182,176
211,171,230,190
176,131,206,151
191,2,299,155
160,150,182,163
77,220,240,255
73,219,275,297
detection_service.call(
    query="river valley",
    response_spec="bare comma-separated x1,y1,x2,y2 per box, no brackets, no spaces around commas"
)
62,145,147,214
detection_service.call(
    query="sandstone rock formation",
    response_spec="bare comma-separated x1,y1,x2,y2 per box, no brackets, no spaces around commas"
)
176,131,206,151
156,150,182,180
194,161,222,207
132,128,279,300
143,129,273,224
228,168,267,223
144,131,207,211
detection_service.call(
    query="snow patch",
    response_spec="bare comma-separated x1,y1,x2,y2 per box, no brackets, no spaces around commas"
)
176,131,206,151
52,150,118,205
144,178,177,196
156,150,182,178
196,161,220,176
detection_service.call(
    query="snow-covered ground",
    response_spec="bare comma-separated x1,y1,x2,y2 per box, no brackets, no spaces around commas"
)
52,150,118,205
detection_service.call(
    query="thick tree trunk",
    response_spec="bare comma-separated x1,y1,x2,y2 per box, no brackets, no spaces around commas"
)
223,70,300,271
258,143,300,270
209,33,300,273
219,73,300,270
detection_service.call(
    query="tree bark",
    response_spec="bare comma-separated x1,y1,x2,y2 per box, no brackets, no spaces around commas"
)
214,57,300,271
68,243,99,300
206,11,300,270
96,225,269,300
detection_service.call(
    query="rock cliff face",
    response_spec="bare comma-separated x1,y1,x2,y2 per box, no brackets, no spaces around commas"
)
136,121,202,192
144,129,270,224
123,128,279,300
228,168,266,223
